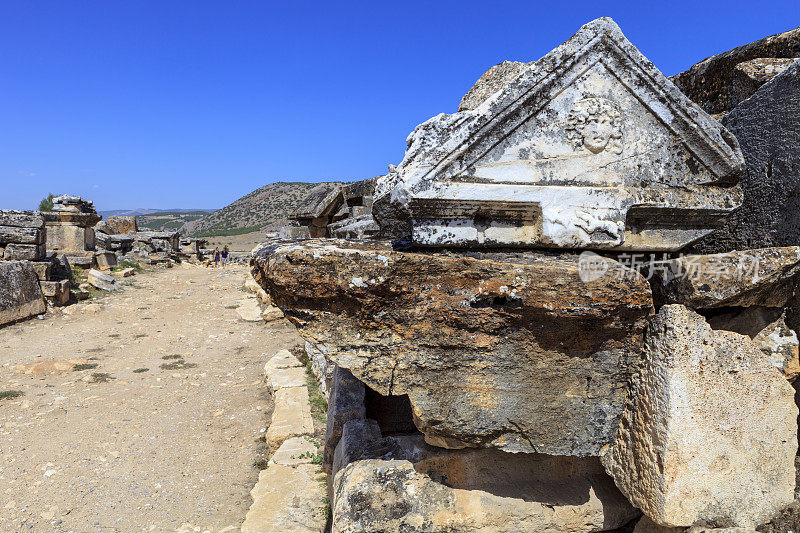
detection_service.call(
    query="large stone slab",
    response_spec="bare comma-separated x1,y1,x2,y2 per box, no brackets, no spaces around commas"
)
373,17,744,251
690,61,800,253
266,386,315,451
255,239,653,456
0,225,44,245
651,247,800,308
0,210,44,228
0,261,46,326
333,456,638,533
87,269,119,291
3,243,45,261
241,463,327,533
602,305,796,528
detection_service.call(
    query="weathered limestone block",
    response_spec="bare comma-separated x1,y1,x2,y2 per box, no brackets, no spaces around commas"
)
265,364,306,392
651,247,800,308
40,279,70,306
324,367,366,471
255,239,653,456
0,225,43,245
240,463,327,533
236,298,263,321
670,26,799,116
752,317,800,381
106,216,137,234
266,386,314,451
305,341,334,397
374,17,744,251
93,251,117,270
0,261,45,326
29,260,52,281
690,61,800,253
602,305,796,528
0,210,44,228
264,349,300,372
268,436,319,466
87,269,119,291
4,243,45,261
333,456,638,533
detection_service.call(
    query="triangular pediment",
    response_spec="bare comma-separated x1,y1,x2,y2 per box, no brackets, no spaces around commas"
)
395,18,745,251
410,18,743,190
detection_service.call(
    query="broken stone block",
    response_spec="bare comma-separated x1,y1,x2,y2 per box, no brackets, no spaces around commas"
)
93,251,117,270
106,216,137,234
112,267,135,278
0,210,44,228
241,463,327,533
4,243,46,261
324,367,366,471
255,239,653,456
373,17,744,251
690,61,800,253
651,247,800,308
266,386,314,452
28,261,52,282
0,225,44,245
268,436,319,466
458,60,528,111
602,305,796,528
87,269,119,291
235,298,262,321
332,456,638,533
0,261,46,326
39,279,70,306
264,349,302,372
752,317,800,381
305,341,334,397
260,306,284,323
265,364,306,392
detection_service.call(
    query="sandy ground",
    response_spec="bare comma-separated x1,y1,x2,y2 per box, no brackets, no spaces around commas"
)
0,263,301,532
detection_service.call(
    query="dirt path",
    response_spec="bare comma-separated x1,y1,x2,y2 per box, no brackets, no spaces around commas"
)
0,263,301,532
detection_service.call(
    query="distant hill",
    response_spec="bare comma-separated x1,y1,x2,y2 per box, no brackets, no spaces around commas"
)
137,210,213,232
181,181,343,237
100,208,215,218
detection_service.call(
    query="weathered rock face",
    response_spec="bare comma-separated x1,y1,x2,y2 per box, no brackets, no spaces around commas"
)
752,317,800,381
333,456,638,533
602,305,796,528
651,247,800,308
670,26,799,116
689,61,800,254
0,261,46,326
374,17,744,251
255,239,653,456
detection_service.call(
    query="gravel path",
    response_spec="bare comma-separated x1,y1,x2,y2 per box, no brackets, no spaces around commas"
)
0,263,300,532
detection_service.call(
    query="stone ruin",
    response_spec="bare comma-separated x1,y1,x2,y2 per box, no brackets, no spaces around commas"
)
0,195,199,323
282,178,380,240
248,17,800,532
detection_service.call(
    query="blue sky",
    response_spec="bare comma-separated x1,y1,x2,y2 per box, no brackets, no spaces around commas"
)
1,1,797,210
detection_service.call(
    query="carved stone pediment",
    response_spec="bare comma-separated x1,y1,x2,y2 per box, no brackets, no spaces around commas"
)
389,17,744,251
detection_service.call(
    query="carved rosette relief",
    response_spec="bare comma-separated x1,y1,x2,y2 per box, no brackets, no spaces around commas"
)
565,97,623,155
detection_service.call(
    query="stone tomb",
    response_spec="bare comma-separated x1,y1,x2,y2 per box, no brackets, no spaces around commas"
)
43,195,101,257
376,17,745,251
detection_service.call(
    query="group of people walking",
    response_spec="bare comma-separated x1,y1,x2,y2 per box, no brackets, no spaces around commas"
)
212,246,229,267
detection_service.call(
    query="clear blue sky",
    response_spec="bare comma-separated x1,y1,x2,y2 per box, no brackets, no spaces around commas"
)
1,1,797,210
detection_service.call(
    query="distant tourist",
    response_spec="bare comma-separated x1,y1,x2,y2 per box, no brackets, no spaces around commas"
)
221,246,229,267
213,247,220,267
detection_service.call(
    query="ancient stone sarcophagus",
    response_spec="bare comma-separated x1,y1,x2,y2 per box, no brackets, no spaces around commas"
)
378,17,745,251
